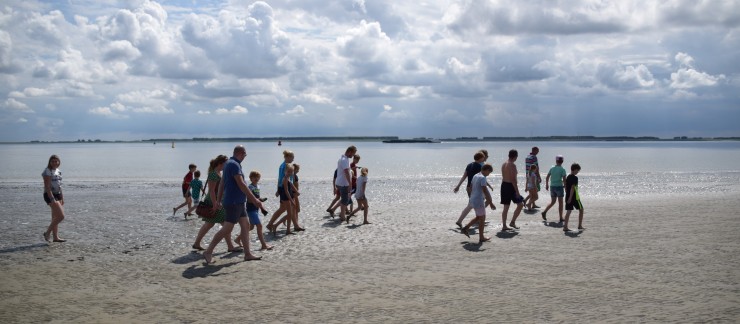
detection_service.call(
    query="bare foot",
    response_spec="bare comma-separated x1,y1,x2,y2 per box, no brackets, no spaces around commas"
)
192,244,205,251
501,227,512,232
509,223,520,229
203,252,214,264
172,208,177,216
578,227,586,231
294,227,305,232
234,235,242,246
53,238,67,243
363,221,371,225
244,254,262,261
479,237,491,244
461,227,470,238
43,231,50,242
260,245,274,251
563,227,571,232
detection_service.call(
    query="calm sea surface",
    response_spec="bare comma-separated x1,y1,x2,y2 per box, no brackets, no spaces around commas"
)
1,140,739,196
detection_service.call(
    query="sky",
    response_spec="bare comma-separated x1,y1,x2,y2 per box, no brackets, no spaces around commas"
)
0,0,739,141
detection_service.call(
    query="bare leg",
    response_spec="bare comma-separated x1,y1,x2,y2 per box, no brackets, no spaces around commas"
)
478,216,490,243
237,218,260,261
203,222,235,264
563,210,572,231
542,196,556,220
257,225,273,250
291,198,303,230
557,197,564,222
362,200,370,224
456,205,473,226
193,222,214,250
577,209,585,230
509,203,524,229
46,202,65,241
501,204,511,231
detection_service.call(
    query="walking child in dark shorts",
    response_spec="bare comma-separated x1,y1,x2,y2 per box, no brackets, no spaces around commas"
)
564,163,585,232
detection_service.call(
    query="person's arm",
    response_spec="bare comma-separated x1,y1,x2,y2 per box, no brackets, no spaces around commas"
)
567,185,575,204
483,183,494,210
216,175,225,209
237,174,263,208
545,171,551,190
512,165,521,196
208,179,218,210
454,171,467,193
43,173,56,203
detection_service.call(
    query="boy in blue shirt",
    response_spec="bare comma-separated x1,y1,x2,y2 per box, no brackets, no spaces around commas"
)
541,155,567,224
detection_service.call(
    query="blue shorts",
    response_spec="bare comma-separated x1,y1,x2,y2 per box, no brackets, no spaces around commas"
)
223,204,248,224
247,209,261,225
338,186,351,205
550,186,564,198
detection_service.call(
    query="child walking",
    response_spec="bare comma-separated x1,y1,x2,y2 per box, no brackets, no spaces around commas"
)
348,167,370,224
563,163,585,232
525,164,539,211
542,155,567,223
184,170,204,218
461,163,495,244
235,171,273,250
173,163,196,216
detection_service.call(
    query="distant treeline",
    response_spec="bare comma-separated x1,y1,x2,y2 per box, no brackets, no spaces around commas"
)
16,135,740,144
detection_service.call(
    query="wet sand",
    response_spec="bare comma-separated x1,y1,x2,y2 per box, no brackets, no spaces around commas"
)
1,181,739,323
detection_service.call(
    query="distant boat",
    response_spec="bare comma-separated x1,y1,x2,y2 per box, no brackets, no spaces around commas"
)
382,138,441,143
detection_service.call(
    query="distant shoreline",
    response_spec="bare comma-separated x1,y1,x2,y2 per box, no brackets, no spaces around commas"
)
2,135,739,144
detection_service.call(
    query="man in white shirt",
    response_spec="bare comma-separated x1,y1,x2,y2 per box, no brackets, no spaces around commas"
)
335,145,357,222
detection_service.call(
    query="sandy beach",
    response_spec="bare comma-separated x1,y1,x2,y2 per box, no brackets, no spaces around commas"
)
1,177,739,323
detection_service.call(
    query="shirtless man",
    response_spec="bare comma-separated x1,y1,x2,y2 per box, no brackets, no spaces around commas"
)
500,149,524,231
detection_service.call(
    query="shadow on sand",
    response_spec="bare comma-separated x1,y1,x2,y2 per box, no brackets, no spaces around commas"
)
495,231,520,239
564,230,584,238
182,261,239,279
461,242,486,252
544,221,564,228
0,243,49,254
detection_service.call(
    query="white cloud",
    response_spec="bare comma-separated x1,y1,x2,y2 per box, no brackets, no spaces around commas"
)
2,98,34,113
283,105,306,116
215,105,249,114
670,68,723,89
383,104,392,111
89,106,129,119
16,117,28,123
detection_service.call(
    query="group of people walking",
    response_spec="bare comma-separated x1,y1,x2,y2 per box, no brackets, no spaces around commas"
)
170,144,371,264
39,144,583,259
453,146,586,244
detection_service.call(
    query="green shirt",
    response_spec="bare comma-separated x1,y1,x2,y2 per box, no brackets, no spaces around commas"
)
548,165,567,187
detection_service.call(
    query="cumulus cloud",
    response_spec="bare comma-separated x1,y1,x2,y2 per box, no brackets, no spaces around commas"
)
215,105,249,114
89,106,129,119
337,20,392,78
181,1,294,79
283,105,306,116
2,98,34,113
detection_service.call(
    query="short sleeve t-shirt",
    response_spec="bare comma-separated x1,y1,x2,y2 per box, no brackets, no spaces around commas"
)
468,173,488,208
42,168,62,193
222,157,246,205
182,171,194,191
247,183,261,212
465,162,483,187
335,155,351,187
190,178,203,201
355,175,368,197
525,154,538,173
548,165,567,187
565,174,579,201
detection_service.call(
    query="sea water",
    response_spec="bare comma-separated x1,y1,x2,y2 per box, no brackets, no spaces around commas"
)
2,140,739,196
